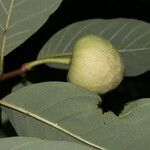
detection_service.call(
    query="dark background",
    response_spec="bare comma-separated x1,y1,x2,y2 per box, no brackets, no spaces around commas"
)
1,0,150,115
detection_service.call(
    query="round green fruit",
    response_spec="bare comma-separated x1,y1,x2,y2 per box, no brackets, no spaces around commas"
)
67,35,124,94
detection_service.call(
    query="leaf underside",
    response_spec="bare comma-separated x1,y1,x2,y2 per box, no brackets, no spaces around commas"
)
38,19,150,76
0,0,62,73
1,82,150,150
0,137,93,150
11,81,32,92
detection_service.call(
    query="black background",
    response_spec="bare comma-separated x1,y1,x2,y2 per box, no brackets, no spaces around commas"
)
1,0,150,115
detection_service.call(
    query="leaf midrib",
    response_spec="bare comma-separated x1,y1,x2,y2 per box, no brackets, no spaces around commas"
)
0,0,15,73
0,100,106,150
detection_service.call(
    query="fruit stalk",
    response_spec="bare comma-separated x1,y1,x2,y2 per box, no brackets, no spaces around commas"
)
0,57,71,81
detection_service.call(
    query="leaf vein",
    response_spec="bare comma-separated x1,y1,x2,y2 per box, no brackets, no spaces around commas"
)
11,141,38,150
43,43,52,58
12,109,19,134
62,22,95,53
120,23,142,44
0,0,15,72
98,21,116,35
120,101,150,118
0,23,4,31
38,95,98,115
109,22,130,41
9,1,60,29
56,111,85,124
0,0,8,15
13,0,30,8
7,29,30,39
25,115,31,136
124,30,150,48
119,47,150,52
0,101,105,150
122,132,150,150
42,124,47,139
53,25,74,54
6,39,24,48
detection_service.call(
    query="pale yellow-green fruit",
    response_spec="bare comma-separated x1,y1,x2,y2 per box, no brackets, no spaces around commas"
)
67,35,124,94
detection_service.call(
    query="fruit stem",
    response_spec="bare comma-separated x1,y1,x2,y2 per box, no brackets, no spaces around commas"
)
0,57,71,81
24,57,71,70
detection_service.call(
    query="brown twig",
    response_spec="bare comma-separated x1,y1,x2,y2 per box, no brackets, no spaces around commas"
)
0,65,29,81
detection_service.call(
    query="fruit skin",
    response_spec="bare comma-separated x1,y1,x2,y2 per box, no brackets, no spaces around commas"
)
67,35,124,94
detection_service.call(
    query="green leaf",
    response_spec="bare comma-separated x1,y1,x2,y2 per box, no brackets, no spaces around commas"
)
1,82,150,149
12,81,32,92
0,0,63,73
0,82,103,149
38,19,150,76
0,137,93,150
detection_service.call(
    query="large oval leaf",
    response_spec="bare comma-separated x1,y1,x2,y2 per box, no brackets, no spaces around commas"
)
0,137,93,150
0,82,150,149
38,19,150,76
0,82,103,149
0,0,62,73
